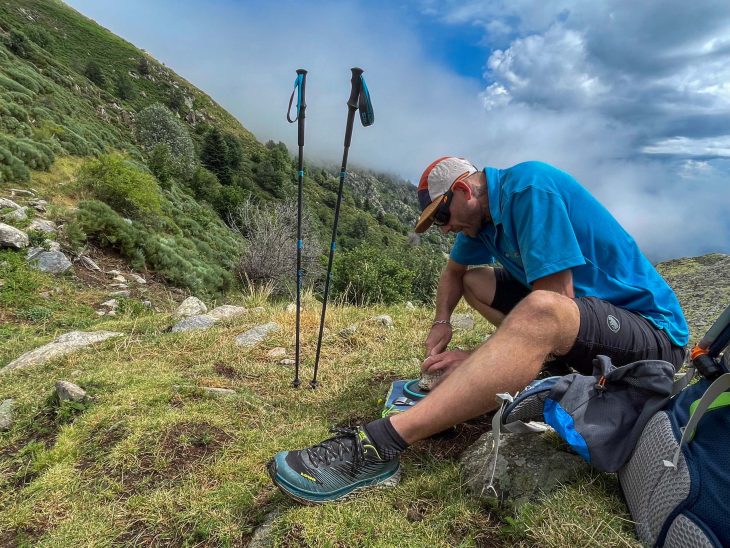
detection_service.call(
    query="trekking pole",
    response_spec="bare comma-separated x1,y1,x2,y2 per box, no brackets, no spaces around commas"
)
287,68,307,389
311,67,374,389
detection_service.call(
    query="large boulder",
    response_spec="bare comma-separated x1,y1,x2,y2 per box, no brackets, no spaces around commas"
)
27,250,72,274
175,296,207,318
0,222,29,249
2,331,123,374
460,429,592,505
27,218,57,234
0,197,22,210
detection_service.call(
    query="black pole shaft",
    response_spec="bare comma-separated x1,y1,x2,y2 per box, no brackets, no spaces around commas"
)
311,68,363,389
293,69,306,389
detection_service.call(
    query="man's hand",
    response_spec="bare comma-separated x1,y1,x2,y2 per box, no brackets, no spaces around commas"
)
424,323,453,356
421,349,471,385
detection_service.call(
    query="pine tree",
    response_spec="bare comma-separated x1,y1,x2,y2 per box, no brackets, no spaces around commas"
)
201,127,231,184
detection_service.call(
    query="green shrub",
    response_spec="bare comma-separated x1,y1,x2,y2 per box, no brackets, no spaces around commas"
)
401,246,446,303
333,245,414,305
114,72,134,100
136,103,196,180
77,153,161,218
83,59,105,87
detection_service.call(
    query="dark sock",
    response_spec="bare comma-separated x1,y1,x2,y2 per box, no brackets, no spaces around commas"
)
364,417,409,460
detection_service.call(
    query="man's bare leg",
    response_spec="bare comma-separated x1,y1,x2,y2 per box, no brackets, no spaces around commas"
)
462,267,506,327
392,290,580,443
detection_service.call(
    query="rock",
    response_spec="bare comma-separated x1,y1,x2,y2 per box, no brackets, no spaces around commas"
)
100,299,118,309
372,315,394,328
201,387,236,397
29,198,47,212
1,331,123,374
267,347,287,358
129,273,146,284
286,303,297,313
405,301,416,311
460,429,591,505
175,296,207,318
9,188,35,197
205,305,247,321
451,313,475,330
419,371,442,391
55,380,86,402
142,300,152,308
0,222,29,249
26,247,44,260
339,324,358,338
235,322,279,347
0,399,14,430
249,509,281,548
2,206,27,222
171,315,217,333
45,240,60,252
0,197,22,210
109,290,130,297
279,358,295,366
112,274,126,283
109,283,128,289
79,256,102,271
27,250,72,274
27,218,57,233
106,269,121,276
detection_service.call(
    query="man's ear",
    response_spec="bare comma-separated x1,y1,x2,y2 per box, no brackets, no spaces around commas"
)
453,179,473,200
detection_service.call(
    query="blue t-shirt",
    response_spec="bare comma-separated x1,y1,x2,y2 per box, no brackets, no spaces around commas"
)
450,161,689,346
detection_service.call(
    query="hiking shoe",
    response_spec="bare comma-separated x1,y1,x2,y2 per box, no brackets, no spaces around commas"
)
267,426,401,504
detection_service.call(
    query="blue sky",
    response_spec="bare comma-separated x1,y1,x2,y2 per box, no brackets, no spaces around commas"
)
64,0,730,261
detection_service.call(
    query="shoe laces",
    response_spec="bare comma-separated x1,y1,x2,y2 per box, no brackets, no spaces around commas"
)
306,427,365,468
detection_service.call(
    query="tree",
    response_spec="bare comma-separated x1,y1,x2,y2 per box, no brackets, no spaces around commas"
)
136,103,196,180
8,31,30,57
350,215,369,241
84,60,105,87
167,87,185,112
115,72,134,100
137,57,150,76
201,127,231,184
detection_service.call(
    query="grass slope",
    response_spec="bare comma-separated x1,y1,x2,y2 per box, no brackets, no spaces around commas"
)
0,256,638,546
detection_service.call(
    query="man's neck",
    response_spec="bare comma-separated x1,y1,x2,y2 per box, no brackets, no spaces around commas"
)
472,171,491,223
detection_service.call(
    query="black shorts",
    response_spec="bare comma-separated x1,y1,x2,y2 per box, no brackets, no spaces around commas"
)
490,268,686,374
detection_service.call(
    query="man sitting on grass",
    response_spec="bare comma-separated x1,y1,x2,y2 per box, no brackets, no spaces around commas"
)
268,157,688,504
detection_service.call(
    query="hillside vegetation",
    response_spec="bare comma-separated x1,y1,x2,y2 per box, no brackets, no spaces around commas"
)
0,0,446,303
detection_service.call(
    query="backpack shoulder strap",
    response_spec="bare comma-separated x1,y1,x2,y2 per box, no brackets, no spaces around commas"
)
663,372,730,469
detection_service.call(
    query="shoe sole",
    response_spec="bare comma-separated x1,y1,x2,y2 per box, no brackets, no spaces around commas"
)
267,459,401,505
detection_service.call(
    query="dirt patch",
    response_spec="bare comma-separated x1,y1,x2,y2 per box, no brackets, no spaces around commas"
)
106,421,231,494
77,421,128,472
419,413,493,460
213,361,241,380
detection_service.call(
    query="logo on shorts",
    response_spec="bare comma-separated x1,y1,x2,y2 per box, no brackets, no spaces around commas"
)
607,314,621,333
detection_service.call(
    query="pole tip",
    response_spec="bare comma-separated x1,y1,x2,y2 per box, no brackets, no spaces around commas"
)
309,380,319,390
292,379,301,389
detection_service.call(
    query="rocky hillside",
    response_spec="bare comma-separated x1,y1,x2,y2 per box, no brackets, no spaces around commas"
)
656,253,730,341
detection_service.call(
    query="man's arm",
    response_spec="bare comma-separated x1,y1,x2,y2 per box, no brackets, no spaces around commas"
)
424,260,468,356
532,269,575,298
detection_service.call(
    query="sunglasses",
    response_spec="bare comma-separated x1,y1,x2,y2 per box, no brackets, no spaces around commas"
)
432,189,454,227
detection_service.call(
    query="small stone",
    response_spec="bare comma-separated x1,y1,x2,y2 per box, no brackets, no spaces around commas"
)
100,299,118,309
109,290,130,297
235,322,279,347
106,270,121,276
171,315,216,333
372,315,394,328
285,303,296,313
419,371,442,391
55,380,87,402
339,324,358,337
267,347,287,358
142,300,152,307
451,313,475,330
106,310,117,316
27,218,57,234
95,311,106,316
279,359,295,366
2,206,28,222
175,296,207,318
112,274,126,283
109,283,128,289
9,188,35,197
405,301,416,311
0,399,14,431
79,256,102,272
129,273,146,284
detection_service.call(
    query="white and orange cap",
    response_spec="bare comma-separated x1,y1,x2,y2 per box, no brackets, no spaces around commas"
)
415,156,478,233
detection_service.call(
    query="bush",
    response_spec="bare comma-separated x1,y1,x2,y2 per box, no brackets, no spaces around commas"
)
333,245,414,305
230,198,322,296
114,72,134,100
83,60,105,87
401,246,445,303
77,153,161,218
136,103,196,180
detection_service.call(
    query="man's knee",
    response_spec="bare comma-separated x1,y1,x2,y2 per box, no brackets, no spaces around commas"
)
463,267,497,308
509,290,580,353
